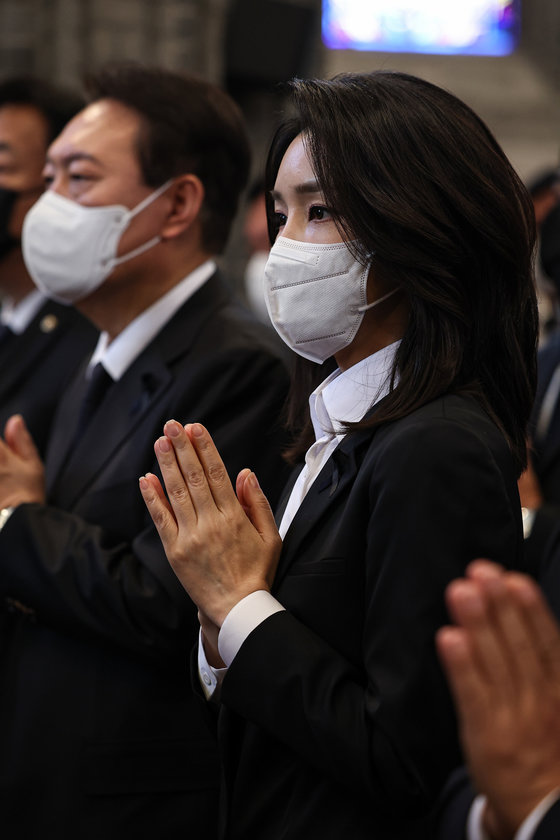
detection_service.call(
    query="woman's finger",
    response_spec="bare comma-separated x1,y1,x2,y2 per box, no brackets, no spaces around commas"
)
239,471,280,545
154,431,198,528
163,420,227,519
235,468,252,514
184,422,238,511
139,472,179,548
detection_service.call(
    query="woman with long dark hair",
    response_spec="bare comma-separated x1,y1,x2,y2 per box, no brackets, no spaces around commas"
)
139,71,538,839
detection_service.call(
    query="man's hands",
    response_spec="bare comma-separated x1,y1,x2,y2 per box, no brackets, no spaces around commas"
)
437,560,560,840
0,414,45,508
139,420,282,628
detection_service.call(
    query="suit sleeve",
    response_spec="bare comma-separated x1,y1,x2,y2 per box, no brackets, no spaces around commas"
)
220,415,521,818
0,345,291,662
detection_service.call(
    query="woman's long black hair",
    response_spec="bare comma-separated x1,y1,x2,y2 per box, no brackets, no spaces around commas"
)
265,71,538,475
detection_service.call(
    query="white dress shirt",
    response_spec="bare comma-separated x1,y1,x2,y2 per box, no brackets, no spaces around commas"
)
198,340,400,698
468,790,560,840
0,289,47,333
88,259,216,379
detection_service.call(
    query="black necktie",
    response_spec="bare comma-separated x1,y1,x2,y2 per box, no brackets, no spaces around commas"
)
75,363,113,440
0,322,14,347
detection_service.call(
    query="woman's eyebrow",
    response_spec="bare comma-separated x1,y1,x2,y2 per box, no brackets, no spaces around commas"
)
270,180,321,202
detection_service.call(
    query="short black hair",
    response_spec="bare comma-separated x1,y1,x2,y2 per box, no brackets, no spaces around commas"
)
266,72,538,474
0,75,84,144
85,62,251,255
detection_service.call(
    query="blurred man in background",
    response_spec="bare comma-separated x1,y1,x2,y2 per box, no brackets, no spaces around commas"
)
0,76,98,455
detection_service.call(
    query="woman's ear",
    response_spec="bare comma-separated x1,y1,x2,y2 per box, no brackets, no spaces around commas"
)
161,174,205,240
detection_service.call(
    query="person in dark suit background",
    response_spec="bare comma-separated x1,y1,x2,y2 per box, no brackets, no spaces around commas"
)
0,63,290,838
0,76,98,455
140,71,538,840
436,559,560,840
516,204,560,569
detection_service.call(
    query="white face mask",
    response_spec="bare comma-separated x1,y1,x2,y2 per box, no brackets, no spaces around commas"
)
22,180,172,304
264,236,398,364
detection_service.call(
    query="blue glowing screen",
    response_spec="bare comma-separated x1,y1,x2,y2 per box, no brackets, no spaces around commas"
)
322,1,519,56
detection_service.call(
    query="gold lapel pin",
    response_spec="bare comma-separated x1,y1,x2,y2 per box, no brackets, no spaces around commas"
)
40,314,59,333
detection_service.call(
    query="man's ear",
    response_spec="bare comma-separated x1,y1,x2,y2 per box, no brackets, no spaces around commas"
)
161,174,205,240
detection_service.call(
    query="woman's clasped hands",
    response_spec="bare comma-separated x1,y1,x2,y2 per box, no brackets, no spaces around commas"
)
139,420,283,634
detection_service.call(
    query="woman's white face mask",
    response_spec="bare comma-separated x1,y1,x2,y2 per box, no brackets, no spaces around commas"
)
22,180,172,304
264,236,397,364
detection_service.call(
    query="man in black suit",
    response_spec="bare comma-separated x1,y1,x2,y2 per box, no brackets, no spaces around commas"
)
0,76,98,455
0,63,290,839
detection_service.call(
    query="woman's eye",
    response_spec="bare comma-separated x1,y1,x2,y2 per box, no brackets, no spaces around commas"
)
273,211,287,229
308,205,332,221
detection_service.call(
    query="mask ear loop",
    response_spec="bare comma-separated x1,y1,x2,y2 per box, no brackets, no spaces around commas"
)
108,178,175,269
127,178,175,220
358,287,399,313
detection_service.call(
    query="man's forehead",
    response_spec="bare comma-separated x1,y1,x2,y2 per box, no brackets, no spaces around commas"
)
50,98,140,161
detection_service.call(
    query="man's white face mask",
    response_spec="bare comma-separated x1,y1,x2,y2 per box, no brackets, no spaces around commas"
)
263,236,398,364
22,179,172,304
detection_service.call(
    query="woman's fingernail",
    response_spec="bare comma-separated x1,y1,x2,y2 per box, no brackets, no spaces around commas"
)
166,420,181,437
249,472,260,489
157,436,171,452
192,423,204,437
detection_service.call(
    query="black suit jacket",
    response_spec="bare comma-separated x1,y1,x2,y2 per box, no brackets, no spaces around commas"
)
0,272,291,839
0,298,98,455
436,767,560,840
525,332,560,571
215,395,523,840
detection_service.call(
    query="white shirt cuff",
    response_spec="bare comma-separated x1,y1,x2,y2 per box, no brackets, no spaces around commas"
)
197,628,228,701
467,790,560,840
218,590,285,667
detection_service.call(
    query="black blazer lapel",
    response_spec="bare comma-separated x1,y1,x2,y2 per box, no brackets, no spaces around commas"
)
273,427,374,590
0,303,69,399
273,465,303,527
44,358,90,489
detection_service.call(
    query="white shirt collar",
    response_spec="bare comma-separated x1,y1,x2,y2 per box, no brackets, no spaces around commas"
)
89,259,216,381
0,289,47,334
310,340,400,441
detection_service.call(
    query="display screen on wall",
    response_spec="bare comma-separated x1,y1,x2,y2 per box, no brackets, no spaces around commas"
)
322,1,520,56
